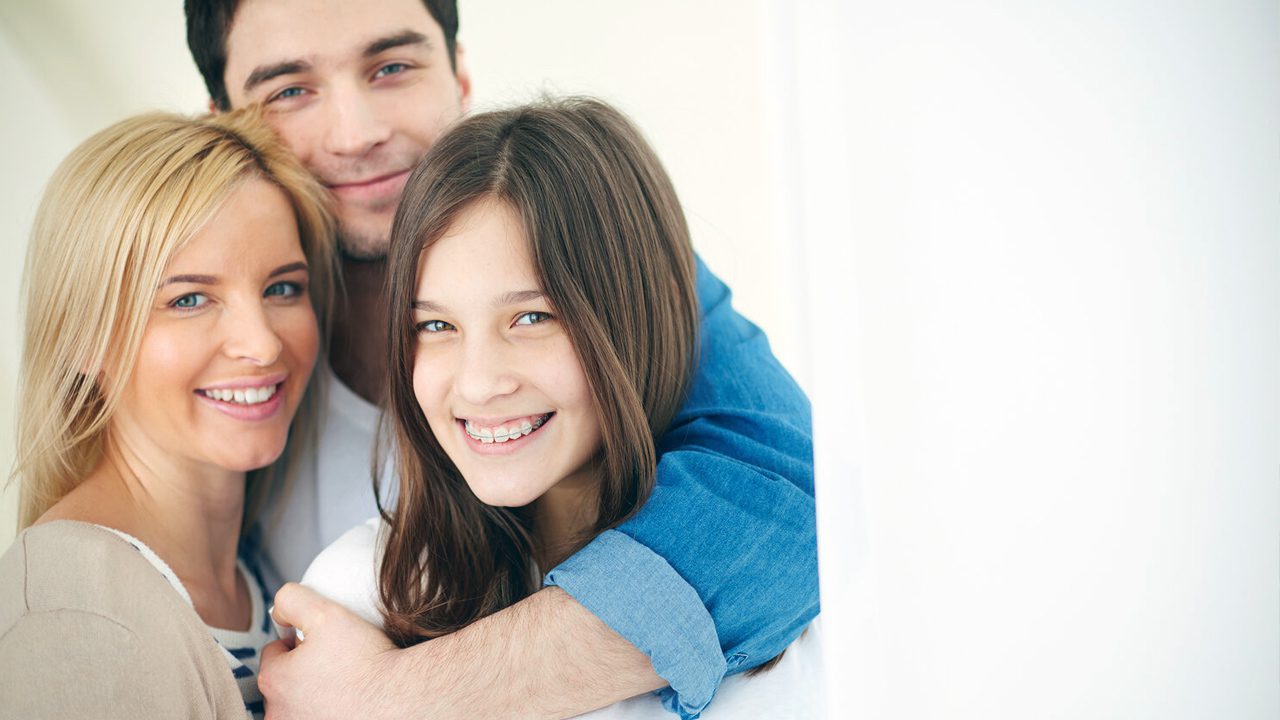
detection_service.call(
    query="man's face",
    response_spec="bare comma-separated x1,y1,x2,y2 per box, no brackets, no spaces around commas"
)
222,0,470,259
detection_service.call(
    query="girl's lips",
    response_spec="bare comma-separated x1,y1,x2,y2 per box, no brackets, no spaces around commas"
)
457,413,553,456
327,169,411,203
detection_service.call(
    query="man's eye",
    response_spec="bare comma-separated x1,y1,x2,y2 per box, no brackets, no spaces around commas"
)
374,63,409,79
514,311,552,327
270,86,307,102
418,320,454,333
265,281,303,298
172,293,208,310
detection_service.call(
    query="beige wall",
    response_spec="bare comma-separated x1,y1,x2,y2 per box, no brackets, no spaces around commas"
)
0,1,804,547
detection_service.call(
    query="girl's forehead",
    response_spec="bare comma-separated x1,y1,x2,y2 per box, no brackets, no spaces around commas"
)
417,201,537,297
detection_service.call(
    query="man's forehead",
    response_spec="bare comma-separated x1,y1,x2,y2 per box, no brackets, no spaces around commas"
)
224,0,440,77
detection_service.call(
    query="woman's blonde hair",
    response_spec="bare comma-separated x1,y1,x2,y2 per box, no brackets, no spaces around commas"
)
13,107,336,530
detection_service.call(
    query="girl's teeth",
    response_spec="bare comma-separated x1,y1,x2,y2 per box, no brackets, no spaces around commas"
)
465,414,548,442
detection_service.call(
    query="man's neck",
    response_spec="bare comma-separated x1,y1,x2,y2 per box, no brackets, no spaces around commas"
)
331,256,390,405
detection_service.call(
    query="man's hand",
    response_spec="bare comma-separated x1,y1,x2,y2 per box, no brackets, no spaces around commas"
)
259,583,400,720
259,584,663,719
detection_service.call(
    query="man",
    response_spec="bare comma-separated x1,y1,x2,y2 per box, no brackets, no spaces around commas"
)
185,1,817,718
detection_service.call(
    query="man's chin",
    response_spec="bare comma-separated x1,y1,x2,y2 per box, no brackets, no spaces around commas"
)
336,222,392,262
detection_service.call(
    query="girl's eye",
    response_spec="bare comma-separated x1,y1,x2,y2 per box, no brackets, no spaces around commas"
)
514,311,552,327
374,63,409,79
418,320,454,333
265,281,303,298
172,293,208,310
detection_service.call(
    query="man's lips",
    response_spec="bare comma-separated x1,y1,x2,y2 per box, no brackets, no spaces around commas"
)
325,169,411,202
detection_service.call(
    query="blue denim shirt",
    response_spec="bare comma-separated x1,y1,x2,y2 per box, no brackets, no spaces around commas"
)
544,257,818,719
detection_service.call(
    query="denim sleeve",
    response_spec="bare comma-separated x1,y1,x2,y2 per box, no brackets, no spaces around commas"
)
543,256,818,719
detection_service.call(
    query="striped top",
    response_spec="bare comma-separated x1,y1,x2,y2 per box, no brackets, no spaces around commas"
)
99,527,276,720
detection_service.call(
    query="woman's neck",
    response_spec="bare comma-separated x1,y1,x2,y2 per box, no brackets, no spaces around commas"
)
41,431,250,630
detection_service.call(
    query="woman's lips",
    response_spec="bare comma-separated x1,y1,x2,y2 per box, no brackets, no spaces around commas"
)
195,385,286,421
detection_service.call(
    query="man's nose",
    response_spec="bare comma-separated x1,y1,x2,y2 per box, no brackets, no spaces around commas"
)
322,85,392,158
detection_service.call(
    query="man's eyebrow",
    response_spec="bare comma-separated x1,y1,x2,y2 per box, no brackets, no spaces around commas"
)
269,262,309,278
161,274,218,287
243,60,311,94
364,30,431,58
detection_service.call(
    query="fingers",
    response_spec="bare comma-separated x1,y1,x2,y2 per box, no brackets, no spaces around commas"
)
271,582,332,639
258,638,291,715
260,638,290,668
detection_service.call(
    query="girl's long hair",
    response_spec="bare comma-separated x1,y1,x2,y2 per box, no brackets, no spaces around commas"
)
378,97,699,644
13,107,337,532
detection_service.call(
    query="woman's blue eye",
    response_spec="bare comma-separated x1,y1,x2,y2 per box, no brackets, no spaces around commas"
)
172,293,207,310
514,311,552,327
419,320,454,333
374,63,408,79
265,281,302,298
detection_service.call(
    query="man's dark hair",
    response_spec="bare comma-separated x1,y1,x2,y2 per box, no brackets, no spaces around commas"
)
185,0,460,111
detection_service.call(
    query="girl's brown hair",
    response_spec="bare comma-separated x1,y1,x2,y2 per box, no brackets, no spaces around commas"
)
377,97,699,644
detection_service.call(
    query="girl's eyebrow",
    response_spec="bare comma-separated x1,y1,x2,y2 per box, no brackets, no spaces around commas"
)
496,290,545,306
412,290,545,313
269,261,309,278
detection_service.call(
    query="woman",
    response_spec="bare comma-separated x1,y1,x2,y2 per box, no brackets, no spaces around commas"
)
301,97,820,717
0,108,336,719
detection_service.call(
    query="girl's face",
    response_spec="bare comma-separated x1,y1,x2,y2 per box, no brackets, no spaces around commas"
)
109,178,319,475
411,198,602,508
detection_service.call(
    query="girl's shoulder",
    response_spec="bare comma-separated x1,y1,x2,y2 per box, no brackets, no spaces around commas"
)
300,516,387,629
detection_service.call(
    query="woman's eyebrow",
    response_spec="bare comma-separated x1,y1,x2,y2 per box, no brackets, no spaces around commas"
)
160,274,217,287
159,262,307,288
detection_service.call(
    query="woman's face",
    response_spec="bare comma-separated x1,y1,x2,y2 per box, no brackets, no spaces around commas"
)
109,178,319,475
411,198,602,507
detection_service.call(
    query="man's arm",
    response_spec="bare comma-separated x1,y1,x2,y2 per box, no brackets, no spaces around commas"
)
543,256,818,717
261,583,662,720
260,258,815,719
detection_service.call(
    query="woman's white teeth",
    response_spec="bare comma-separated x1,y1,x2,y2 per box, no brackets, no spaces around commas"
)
204,384,278,405
466,415,547,443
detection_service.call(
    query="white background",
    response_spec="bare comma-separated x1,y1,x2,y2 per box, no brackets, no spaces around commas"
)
1,1,1277,717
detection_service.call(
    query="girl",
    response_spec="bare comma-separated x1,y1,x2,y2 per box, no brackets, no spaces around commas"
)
301,97,819,717
0,109,336,718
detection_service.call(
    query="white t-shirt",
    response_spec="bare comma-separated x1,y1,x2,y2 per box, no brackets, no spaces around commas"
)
301,518,826,719
260,370,394,589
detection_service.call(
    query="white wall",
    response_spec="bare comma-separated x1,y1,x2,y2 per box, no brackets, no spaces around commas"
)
803,1,1278,717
